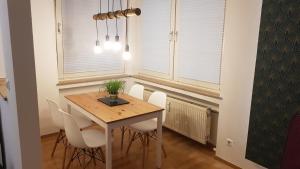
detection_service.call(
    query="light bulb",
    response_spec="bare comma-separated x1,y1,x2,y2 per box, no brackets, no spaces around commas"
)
113,35,122,51
122,51,132,60
93,40,102,54
122,44,131,60
104,35,113,50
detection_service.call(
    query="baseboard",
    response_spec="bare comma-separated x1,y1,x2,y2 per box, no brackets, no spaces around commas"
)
40,127,60,137
40,131,59,139
214,156,241,169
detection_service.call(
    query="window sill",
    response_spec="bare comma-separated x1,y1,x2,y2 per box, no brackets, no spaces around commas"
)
57,74,130,90
132,75,221,99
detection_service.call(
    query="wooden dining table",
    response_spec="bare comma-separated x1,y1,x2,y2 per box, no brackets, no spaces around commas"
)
65,91,164,169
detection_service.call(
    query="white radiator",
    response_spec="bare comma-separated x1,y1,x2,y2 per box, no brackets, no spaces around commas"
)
144,90,211,144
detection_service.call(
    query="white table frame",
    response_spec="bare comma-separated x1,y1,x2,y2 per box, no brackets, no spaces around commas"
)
66,99,163,169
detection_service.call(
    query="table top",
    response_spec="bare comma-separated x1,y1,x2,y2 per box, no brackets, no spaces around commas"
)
65,92,164,123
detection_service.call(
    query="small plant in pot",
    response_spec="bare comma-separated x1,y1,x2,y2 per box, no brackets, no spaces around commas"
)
105,80,125,100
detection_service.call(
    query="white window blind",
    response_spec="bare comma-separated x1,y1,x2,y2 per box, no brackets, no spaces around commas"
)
61,0,125,76
175,0,225,84
140,0,172,76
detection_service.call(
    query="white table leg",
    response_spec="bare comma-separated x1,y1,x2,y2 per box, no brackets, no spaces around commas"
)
156,111,162,169
105,125,112,169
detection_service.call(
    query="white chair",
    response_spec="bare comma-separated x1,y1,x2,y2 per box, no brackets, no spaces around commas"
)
46,99,94,158
61,110,106,169
120,84,145,150
126,91,167,167
128,84,144,100
70,108,94,130
47,99,65,158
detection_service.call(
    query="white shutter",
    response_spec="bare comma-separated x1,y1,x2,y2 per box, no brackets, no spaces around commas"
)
61,0,125,77
175,0,225,85
140,0,173,77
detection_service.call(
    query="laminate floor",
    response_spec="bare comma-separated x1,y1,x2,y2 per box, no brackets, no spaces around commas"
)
42,127,234,169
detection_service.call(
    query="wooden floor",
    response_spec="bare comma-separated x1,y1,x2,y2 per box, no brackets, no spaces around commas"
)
42,127,234,169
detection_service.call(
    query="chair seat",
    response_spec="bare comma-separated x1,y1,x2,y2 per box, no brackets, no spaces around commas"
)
130,119,157,132
82,129,106,148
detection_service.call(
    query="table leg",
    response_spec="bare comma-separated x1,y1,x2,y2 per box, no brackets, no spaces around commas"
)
105,125,112,169
67,104,71,114
156,111,162,169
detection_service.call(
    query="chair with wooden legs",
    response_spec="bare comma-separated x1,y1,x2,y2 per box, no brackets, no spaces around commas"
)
47,99,94,158
70,107,95,131
126,91,167,167
120,84,144,150
61,110,106,169
47,99,66,158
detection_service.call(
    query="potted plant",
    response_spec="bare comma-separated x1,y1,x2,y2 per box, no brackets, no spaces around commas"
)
104,80,125,100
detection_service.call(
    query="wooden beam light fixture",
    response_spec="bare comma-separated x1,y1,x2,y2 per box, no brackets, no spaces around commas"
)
93,8,141,21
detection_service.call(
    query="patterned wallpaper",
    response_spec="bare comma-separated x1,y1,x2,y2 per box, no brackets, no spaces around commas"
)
246,0,300,168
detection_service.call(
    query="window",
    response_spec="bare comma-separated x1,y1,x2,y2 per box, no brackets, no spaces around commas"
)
139,0,174,78
138,0,225,90
56,0,126,79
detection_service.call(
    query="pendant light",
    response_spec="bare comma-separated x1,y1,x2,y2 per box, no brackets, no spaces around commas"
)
112,0,122,51
122,0,132,60
94,0,103,54
94,21,103,54
104,0,113,50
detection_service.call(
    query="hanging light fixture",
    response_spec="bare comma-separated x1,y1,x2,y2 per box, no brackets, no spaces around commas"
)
94,0,103,54
122,0,131,60
112,0,122,51
94,21,103,54
113,34,122,51
123,44,131,60
104,0,113,50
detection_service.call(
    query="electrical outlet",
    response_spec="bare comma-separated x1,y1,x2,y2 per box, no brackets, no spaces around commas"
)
226,138,233,147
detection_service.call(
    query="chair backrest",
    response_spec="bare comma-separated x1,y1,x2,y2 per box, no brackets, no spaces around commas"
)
70,107,92,128
46,99,64,129
280,113,300,169
148,91,167,123
128,84,144,100
61,110,87,148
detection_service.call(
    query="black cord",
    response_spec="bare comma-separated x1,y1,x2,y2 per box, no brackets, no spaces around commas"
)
96,0,102,41
99,0,102,13
112,0,118,37
106,0,109,36
115,19,119,36
125,17,128,44
120,0,123,11
106,19,109,36
107,0,110,12
96,20,99,41
125,0,129,44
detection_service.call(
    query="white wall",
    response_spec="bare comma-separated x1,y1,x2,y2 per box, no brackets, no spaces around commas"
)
0,55,5,78
0,0,42,168
27,1,268,168
216,0,266,169
0,30,5,78
30,0,60,135
0,1,22,166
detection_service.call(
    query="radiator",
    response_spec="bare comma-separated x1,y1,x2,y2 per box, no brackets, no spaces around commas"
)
144,90,211,144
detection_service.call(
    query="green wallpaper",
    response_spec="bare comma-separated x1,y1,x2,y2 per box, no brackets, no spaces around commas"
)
246,0,300,168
